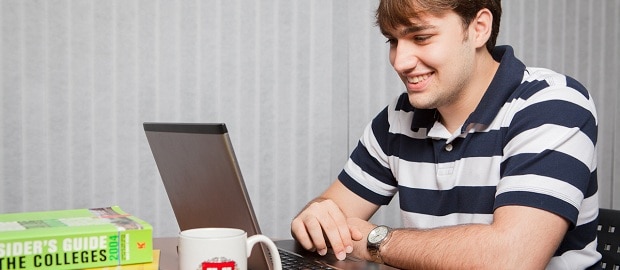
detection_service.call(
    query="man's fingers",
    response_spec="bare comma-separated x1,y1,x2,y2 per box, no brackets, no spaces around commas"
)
326,206,354,256
348,222,364,241
290,199,355,260
291,217,315,251
305,217,329,254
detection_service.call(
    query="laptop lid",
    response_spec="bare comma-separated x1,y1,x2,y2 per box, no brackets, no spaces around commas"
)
143,122,271,269
143,122,399,270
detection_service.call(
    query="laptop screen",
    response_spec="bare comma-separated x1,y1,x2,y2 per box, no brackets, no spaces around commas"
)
143,122,271,270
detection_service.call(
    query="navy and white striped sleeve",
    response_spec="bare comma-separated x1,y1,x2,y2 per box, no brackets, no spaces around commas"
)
495,70,598,227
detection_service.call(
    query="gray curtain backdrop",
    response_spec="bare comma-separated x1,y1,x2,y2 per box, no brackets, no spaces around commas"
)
1,0,618,239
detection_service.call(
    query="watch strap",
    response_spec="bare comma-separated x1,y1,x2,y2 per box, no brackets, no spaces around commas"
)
367,225,392,264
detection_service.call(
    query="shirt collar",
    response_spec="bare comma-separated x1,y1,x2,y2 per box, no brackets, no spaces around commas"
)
463,45,526,131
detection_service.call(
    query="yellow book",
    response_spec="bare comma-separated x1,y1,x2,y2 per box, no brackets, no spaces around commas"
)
83,250,159,270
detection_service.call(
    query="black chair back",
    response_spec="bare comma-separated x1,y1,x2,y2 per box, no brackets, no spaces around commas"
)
598,208,620,269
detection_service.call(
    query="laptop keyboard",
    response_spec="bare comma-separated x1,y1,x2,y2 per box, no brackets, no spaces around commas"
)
277,249,336,270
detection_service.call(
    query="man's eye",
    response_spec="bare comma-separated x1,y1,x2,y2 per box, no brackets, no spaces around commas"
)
385,38,397,46
414,35,431,42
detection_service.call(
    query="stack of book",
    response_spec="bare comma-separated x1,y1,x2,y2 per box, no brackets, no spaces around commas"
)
85,250,160,270
0,206,154,270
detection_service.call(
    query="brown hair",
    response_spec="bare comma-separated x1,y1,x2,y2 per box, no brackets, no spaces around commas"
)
376,0,502,53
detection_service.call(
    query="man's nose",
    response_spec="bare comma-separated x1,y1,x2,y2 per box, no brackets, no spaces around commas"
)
391,42,418,75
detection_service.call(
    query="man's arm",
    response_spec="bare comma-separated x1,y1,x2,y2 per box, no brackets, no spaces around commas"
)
348,205,569,270
291,180,380,261
292,180,569,268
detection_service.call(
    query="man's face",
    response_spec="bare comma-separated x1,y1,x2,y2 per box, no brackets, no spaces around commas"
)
384,10,476,111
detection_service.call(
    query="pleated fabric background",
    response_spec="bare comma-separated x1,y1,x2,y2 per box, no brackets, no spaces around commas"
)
1,0,618,239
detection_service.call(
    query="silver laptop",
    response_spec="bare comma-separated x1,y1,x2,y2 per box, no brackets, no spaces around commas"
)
143,122,397,270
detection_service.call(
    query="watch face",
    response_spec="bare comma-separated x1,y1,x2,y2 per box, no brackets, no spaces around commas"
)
368,226,389,244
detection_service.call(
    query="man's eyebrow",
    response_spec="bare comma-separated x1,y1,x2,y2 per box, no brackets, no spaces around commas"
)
382,24,436,37
400,24,436,35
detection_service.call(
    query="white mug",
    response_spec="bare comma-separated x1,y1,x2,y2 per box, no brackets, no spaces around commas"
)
178,228,282,270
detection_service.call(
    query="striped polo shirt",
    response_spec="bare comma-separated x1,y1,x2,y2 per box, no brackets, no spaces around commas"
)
339,46,600,268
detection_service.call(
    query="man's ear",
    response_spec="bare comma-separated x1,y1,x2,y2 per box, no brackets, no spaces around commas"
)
471,8,493,49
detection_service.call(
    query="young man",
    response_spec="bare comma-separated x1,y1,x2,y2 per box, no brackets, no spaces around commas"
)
291,0,601,269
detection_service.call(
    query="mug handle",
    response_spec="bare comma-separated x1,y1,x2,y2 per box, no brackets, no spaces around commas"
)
247,234,282,270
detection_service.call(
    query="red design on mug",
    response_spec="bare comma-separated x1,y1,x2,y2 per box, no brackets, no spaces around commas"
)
200,257,238,270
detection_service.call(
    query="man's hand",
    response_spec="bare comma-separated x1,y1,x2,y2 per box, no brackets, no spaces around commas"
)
291,198,362,260
345,217,377,261
291,180,381,261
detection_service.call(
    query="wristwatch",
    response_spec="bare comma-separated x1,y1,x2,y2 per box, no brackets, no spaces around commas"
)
367,225,392,264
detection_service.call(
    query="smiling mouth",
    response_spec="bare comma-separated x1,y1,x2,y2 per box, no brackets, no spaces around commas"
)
407,72,433,84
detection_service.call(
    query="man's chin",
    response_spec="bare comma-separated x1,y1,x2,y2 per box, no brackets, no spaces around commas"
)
408,95,436,110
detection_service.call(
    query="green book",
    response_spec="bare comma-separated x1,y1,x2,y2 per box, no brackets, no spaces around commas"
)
0,206,153,270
